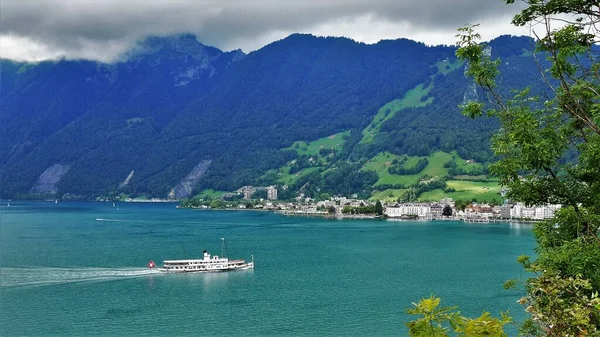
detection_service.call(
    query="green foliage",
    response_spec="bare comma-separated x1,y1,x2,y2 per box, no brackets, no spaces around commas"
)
454,200,469,211
388,158,429,175
433,59,464,76
370,188,407,202
194,189,227,199
444,157,488,177
287,131,349,158
400,179,448,202
426,180,501,202
1,35,461,199
516,262,600,337
363,151,456,188
293,162,378,199
361,81,435,144
2,33,544,199
375,200,383,215
251,189,268,200
406,296,511,337
455,1,600,335
341,204,377,215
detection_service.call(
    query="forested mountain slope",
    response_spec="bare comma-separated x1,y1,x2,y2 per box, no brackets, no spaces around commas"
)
0,34,539,199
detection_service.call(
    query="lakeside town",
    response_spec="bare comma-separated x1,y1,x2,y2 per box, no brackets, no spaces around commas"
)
176,185,561,223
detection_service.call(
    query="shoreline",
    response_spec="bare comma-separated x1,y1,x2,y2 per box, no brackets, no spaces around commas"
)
4,199,540,224
177,204,541,224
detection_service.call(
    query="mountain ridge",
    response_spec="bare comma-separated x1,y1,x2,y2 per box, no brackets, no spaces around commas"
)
0,33,539,200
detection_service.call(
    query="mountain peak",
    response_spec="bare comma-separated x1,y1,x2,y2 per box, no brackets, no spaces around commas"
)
127,33,223,60
487,35,536,58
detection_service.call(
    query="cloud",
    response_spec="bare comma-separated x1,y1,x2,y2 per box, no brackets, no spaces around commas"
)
0,0,529,62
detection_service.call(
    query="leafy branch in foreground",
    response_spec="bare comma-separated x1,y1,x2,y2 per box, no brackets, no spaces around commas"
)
510,256,600,337
407,0,600,335
405,296,511,337
451,0,600,335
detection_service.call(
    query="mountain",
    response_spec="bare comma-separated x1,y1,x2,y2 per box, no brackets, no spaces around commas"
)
0,33,541,200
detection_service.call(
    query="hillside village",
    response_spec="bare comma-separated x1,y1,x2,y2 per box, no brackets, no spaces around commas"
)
180,184,561,222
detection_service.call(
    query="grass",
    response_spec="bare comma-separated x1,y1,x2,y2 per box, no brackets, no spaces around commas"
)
270,131,348,186
362,150,501,202
362,152,420,186
447,180,501,193
454,175,488,181
432,59,463,76
420,151,453,177
370,189,407,202
362,151,454,187
288,131,349,157
361,82,434,143
418,180,501,202
361,58,463,145
276,166,322,185
194,189,226,199
449,150,486,174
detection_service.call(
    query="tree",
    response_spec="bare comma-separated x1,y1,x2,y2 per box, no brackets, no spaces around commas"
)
406,296,511,336
454,199,469,211
455,1,600,335
442,205,452,216
375,200,383,216
319,193,331,201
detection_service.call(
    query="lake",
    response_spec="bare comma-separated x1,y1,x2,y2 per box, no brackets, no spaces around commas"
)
0,201,534,336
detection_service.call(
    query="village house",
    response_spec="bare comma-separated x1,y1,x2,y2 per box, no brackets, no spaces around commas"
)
465,204,495,218
429,204,443,217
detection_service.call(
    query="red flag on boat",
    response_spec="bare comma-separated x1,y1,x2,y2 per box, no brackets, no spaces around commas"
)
147,260,155,268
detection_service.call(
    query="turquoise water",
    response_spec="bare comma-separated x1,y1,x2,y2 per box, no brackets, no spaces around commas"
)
0,201,534,336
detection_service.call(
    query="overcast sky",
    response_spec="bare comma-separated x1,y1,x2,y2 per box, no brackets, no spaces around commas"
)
0,0,530,62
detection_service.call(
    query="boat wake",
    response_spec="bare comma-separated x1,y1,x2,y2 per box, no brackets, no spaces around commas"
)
95,218,137,222
0,267,161,289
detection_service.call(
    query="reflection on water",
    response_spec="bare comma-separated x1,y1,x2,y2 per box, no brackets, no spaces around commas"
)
203,271,229,285
509,221,534,236
165,269,254,289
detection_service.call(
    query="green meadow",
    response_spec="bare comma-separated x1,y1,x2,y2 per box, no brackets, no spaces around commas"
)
288,131,349,157
361,82,434,143
419,180,501,202
363,151,454,187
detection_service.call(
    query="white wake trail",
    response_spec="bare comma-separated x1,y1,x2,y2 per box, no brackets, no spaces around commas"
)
0,267,161,288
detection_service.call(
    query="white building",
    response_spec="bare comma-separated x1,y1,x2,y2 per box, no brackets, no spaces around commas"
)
521,207,536,219
243,187,253,200
509,202,561,219
385,203,430,218
267,186,278,200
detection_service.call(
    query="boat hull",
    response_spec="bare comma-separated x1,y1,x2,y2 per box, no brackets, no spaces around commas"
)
157,262,254,273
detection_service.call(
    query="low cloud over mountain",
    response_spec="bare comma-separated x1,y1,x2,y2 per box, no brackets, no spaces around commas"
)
0,0,527,62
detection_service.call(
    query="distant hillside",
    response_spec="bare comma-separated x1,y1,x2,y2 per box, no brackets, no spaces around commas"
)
0,33,541,200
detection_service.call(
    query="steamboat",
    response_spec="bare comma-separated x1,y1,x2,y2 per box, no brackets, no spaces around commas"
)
148,238,254,273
